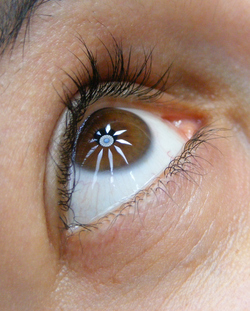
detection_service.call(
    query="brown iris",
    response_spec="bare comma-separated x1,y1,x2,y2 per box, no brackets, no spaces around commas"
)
75,108,151,171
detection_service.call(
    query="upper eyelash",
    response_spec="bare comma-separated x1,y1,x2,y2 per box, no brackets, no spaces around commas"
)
62,38,173,113
55,39,174,229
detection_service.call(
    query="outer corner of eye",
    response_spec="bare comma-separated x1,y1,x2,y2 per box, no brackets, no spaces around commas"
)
44,95,205,246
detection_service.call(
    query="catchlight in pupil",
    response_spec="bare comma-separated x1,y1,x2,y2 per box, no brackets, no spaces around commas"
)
69,107,185,225
75,108,151,171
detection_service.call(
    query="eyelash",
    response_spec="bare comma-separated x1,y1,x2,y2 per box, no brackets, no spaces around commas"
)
54,39,216,231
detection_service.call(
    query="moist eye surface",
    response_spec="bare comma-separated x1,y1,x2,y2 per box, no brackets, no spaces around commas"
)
66,106,185,225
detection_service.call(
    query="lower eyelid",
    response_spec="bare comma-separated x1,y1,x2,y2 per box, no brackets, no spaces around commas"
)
62,122,215,236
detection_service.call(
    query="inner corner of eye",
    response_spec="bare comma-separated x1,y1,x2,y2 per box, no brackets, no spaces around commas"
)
169,118,202,140
55,105,201,228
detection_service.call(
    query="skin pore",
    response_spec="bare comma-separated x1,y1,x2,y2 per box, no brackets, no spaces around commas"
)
1,0,250,310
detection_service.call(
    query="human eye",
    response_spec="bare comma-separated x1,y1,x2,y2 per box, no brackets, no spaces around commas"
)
46,40,217,233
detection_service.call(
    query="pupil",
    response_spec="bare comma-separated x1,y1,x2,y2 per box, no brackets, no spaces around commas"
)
99,135,114,147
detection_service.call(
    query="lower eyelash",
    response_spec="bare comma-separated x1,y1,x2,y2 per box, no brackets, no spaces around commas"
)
61,125,224,233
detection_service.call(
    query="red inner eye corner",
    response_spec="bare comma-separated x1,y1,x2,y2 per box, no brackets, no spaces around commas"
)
139,100,205,142
172,118,202,140
161,113,203,140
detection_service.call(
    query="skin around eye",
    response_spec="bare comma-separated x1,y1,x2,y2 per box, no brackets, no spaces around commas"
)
66,107,186,225
2,0,250,310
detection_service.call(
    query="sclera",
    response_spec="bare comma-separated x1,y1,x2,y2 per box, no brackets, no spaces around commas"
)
68,108,186,225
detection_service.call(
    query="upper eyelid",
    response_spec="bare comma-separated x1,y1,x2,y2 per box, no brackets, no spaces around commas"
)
57,39,207,127
58,38,174,111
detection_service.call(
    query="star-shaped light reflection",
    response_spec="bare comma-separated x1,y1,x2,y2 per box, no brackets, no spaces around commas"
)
87,123,132,185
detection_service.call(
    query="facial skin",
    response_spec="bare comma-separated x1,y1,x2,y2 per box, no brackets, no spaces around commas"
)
1,0,250,310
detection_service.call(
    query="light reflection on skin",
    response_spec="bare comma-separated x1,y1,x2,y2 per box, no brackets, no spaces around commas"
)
0,0,250,310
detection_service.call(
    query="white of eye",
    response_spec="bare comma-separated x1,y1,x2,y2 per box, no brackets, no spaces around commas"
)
68,108,185,224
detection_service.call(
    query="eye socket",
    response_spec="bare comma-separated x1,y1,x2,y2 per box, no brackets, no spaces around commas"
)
46,42,205,231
